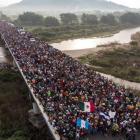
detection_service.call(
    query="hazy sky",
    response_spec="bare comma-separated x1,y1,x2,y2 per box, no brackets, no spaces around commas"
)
0,0,22,6
0,0,140,8
107,0,140,8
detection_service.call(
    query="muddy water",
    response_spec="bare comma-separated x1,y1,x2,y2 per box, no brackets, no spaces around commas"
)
98,72,140,90
85,64,140,90
52,26,140,50
0,47,8,62
0,46,12,64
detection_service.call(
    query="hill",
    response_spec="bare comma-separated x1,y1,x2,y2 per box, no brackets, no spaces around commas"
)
3,0,134,14
0,5,5,8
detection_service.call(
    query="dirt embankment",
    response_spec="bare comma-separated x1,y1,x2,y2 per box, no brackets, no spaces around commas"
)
63,43,130,58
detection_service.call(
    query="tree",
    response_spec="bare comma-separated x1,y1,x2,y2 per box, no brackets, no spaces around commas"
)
100,14,117,25
120,12,140,25
81,14,98,24
44,16,60,27
106,14,117,25
18,12,44,26
60,13,78,25
113,11,124,18
81,13,86,23
100,15,108,24
1,14,10,21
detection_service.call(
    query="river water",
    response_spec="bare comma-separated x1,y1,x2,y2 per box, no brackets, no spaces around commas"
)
52,26,140,50
0,47,9,63
99,72,140,90
0,27,140,89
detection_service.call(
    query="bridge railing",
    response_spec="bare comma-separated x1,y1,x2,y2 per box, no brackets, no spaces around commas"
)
0,33,60,140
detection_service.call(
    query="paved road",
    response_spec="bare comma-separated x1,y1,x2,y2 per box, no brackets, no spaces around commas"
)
82,127,140,140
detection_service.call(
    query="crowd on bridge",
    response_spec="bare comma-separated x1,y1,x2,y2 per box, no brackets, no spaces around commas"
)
0,20,140,140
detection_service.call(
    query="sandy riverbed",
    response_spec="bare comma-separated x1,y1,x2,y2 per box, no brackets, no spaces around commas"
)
63,44,129,58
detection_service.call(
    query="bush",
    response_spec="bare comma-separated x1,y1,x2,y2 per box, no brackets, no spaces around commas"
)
129,52,136,56
44,16,60,27
130,41,138,45
109,58,115,64
0,71,21,82
129,69,138,76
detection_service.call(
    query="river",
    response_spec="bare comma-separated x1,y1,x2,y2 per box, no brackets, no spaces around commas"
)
0,47,9,63
99,72,140,90
52,26,140,50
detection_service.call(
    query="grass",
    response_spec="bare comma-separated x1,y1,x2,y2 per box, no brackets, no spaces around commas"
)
78,45,140,83
24,23,138,43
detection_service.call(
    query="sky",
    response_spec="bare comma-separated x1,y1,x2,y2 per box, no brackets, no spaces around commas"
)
0,0,22,6
0,0,140,8
107,0,140,8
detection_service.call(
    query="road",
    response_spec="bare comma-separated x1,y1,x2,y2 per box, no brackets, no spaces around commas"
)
82,127,140,140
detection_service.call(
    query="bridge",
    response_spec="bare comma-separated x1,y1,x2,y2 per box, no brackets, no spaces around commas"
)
0,20,60,140
1,20,139,140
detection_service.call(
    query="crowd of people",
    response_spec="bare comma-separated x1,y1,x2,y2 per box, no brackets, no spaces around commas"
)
0,20,140,140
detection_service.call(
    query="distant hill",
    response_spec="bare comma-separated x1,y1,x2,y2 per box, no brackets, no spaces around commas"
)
0,5,5,8
3,0,134,13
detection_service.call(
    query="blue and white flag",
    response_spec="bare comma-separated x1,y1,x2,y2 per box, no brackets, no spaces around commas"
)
99,111,110,120
77,119,89,130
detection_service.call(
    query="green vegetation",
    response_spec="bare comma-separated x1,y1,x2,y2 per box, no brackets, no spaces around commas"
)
18,12,44,26
100,14,117,25
26,23,136,43
60,13,78,25
0,70,29,139
14,11,140,27
130,41,138,46
120,12,140,25
44,16,60,27
0,11,136,43
0,11,10,21
10,11,138,43
78,46,140,83
81,13,98,24
0,69,53,140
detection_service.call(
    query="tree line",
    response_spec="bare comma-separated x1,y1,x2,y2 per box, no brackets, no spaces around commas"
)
0,11,10,21
1,11,140,27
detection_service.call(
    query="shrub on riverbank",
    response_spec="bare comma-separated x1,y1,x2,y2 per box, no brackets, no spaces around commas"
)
130,41,138,46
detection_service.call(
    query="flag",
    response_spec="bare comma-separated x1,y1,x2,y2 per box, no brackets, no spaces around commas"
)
77,119,89,130
79,101,95,112
109,111,116,119
99,111,110,120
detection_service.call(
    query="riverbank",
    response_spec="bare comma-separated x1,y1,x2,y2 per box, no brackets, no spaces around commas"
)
25,24,138,43
77,44,140,83
63,44,126,58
